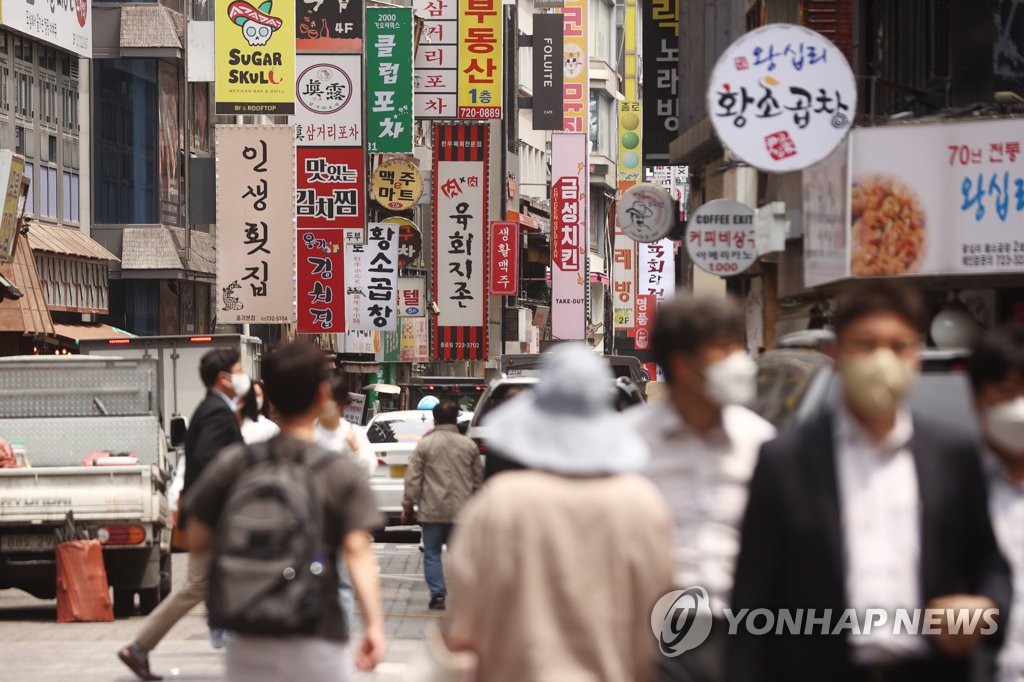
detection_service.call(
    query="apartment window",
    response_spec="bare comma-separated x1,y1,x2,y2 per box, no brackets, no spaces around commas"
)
14,36,31,64
0,31,7,54
62,171,80,223
40,79,57,125
61,54,70,77
23,162,33,215
62,85,79,131
15,71,33,118
47,134,57,162
37,165,57,218
0,66,8,112
589,91,599,153
40,47,56,72
14,125,24,155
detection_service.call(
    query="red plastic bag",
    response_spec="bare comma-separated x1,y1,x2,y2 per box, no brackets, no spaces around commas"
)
56,539,114,623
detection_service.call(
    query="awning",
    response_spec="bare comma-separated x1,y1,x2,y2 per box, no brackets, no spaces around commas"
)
120,5,183,51
0,232,54,335
53,323,135,344
362,383,401,394
27,222,118,262
120,227,216,279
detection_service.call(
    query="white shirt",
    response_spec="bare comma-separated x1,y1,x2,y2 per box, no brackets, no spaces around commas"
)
241,415,280,445
983,451,1024,682
834,405,927,664
315,421,377,477
629,400,776,613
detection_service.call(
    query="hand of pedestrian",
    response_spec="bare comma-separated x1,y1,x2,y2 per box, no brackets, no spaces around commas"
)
354,625,386,671
400,509,416,525
0,439,15,469
926,594,997,658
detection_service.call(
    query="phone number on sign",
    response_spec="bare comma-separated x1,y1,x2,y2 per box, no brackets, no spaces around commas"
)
439,342,482,350
457,107,502,119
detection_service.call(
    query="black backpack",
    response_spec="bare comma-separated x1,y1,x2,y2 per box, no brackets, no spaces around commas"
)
206,436,336,635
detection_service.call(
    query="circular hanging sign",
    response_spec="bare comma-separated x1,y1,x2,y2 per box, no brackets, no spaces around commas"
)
383,216,422,269
616,183,676,243
686,199,757,277
296,63,354,115
707,23,857,173
370,159,424,211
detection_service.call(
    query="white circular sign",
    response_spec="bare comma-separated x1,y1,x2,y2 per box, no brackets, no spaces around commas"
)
686,199,757,277
707,23,857,173
296,63,354,114
617,183,676,243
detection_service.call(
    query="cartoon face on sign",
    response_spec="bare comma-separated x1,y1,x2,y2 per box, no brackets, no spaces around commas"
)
564,44,584,78
228,0,284,46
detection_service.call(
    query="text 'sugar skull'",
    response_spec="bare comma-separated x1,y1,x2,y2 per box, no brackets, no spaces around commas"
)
243,19,273,45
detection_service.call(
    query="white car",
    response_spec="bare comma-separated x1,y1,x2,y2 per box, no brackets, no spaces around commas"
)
365,409,473,527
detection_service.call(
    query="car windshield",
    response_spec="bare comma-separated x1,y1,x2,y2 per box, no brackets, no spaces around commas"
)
476,384,534,422
752,351,832,428
366,413,434,444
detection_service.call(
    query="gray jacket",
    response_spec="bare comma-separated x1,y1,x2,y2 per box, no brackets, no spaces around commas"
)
402,424,483,523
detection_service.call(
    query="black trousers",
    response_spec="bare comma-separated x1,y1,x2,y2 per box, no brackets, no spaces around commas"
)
652,617,728,682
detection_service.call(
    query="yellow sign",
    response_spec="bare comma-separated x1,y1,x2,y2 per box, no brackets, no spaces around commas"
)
0,152,24,263
370,159,424,211
618,101,642,183
457,0,503,119
560,0,588,132
215,0,295,115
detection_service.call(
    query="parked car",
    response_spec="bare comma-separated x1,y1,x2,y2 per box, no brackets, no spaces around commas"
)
365,409,472,527
752,347,977,435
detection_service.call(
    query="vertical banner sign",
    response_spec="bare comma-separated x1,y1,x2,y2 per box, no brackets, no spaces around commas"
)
297,229,345,333
634,294,655,349
366,8,415,153
158,62,182,227
216,125,295,323
560,0,587,132
457,0,502,119
432,124,488,360
550,133,588,340
532,13,563,130
344,225,399,331
641,0,679,165
295,147,366,232
397,276,426,316
0,152,25,263
637,239,675,300
294,54,363,146
414,0,459,118
215,0,295,114
613,99,642,331
488,221,520,295
296,0,363,51
400,317,430,361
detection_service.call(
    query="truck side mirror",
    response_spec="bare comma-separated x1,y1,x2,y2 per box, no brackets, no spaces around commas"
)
169,416,188,449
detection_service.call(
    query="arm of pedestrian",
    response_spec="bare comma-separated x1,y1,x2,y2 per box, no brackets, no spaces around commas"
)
926,594,998,658
344,530,387,672
186,518,215,555
470,443,484,492
350,428,379,477
402,446,425,515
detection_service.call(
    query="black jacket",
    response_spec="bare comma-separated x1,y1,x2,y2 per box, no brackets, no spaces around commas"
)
179,390,243,528
728,411,1012,682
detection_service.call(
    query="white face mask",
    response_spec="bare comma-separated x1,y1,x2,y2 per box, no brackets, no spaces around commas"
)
840,348,917,418
230,371,252,399
704,350,758,406
985,398,1024,458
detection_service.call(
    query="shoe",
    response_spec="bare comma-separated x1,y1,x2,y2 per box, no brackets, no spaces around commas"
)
429,596,446,610
209,628,227,649
117,644,163,681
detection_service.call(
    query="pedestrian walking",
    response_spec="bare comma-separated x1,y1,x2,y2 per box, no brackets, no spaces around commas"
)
240,379,280,444
444,345,673,682
401,399,482,610
317,374,376,476
118,348,247,680
626,293,776,682
184,341,386,682
730,280,1012,682
968,325,1024,682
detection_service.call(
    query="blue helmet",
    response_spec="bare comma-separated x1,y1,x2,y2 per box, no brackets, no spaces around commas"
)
417,395,440,410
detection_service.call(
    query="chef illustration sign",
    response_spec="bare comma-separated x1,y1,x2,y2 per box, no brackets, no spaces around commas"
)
216,0,296,114
707,23,856,173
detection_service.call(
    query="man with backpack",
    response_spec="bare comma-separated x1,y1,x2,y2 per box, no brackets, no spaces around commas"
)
184,342,386,681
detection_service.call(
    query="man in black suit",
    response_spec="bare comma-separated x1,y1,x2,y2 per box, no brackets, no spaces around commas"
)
729,280,1011,682
119,348,247,680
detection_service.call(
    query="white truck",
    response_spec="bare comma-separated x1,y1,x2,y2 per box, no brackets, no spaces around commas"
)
0,356,173,617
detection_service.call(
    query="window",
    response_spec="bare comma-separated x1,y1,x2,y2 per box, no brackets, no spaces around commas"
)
14,126,24,155
15,71,33,118
62,171,80,223
47,134,57,162
62,85,79,131
0,31,7,54
37,165,57,218
40,47,56,72
0,66,8,112
14,36,31,64
40,79,56,125
23,162,33,216
589,91,599,152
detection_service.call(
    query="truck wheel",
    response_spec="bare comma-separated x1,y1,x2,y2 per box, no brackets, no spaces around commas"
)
138,587,161,615
113,589,136,619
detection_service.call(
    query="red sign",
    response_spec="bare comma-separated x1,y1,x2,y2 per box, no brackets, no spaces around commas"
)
297,229,345,333
634,294,655,350
295,147,365,231
488,221,519,295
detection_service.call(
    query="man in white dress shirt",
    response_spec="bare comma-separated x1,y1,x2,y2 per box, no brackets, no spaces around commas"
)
628,293,776,682
968,325,1024,682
